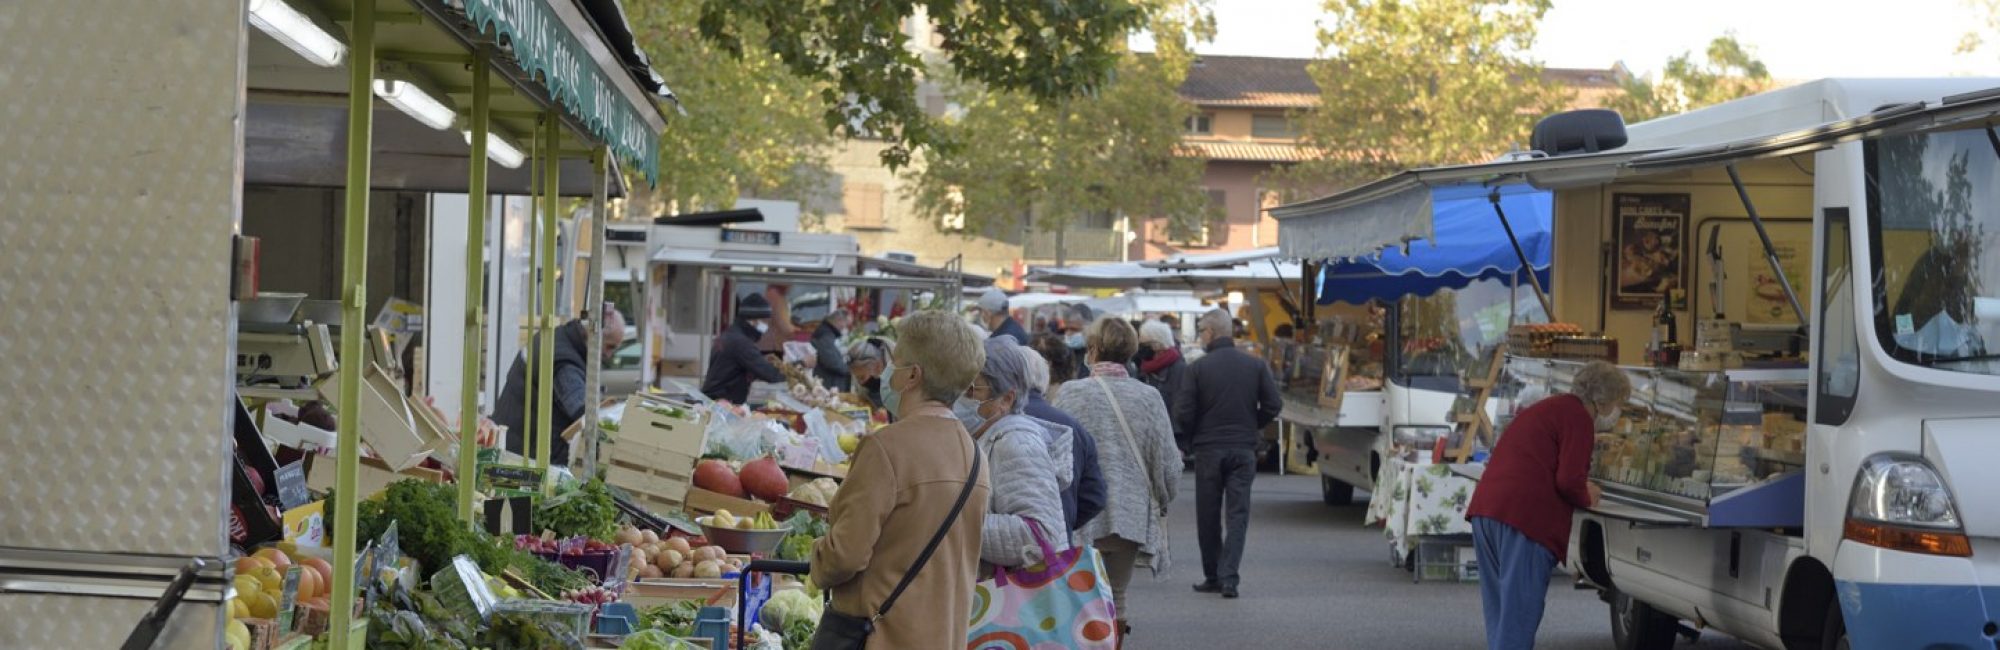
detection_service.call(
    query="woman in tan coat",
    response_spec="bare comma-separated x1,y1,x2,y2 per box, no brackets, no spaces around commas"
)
811,310,991,648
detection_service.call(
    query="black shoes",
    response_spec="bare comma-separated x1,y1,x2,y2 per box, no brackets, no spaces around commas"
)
1193,581,1239,598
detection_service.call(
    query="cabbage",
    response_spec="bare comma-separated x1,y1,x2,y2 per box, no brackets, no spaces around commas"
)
758,589,824,629
618,629,696,650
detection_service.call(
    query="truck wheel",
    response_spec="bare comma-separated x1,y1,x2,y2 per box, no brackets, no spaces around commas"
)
1820,599,1848,650
1610,591,1679,650
1322,475,1355,506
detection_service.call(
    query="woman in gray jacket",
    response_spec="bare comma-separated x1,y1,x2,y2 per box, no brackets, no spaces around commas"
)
959,336,1074,568
1053,317,1184,640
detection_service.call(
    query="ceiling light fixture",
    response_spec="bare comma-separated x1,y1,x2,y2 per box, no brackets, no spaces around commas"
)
372,63,458,131
464,128,527,169
247,0,348,67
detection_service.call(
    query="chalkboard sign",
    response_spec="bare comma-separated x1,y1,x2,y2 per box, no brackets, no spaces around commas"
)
275,461,310,511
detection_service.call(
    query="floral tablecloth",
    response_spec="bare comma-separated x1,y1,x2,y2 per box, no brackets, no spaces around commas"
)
1365,457,1477,562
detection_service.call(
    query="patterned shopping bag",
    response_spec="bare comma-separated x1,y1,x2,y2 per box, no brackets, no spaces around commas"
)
967,525,1120,650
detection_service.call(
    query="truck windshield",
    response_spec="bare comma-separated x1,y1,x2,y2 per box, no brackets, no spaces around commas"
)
1865,126,2000,375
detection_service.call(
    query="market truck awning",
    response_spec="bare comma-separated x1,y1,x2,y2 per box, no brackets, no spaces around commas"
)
1270,150,1650,260
858,256,997,287
1144,246,1283,270
1027,257,1302,290
1316,186,1553,305
246,0,671,194
1628,84,2000,174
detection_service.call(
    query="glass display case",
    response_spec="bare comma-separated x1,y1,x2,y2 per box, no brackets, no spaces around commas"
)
1492,356,1808,527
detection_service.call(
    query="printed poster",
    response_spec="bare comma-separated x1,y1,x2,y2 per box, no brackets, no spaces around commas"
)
1613,193,1691,309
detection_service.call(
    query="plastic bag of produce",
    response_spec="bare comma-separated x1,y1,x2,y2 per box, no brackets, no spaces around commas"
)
704,415,771,460
801,409,849,465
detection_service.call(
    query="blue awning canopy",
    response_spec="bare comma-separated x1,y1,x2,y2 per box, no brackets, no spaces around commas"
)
1317,184,1553,305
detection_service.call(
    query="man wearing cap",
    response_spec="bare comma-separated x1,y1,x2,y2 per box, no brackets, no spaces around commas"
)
701,293,785,405
976,288,1030,343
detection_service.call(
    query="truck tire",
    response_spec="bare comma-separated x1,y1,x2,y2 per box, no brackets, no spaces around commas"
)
1610,591,1679,650
1321,475,1355,505
1820,599,1848,650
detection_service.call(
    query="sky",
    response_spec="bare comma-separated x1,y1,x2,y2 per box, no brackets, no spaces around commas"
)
1132,0,2000,80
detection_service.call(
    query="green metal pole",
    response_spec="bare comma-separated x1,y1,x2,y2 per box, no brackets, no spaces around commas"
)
457,49,490,523
536,114,560,475
522,113,542,470
329,0,374,645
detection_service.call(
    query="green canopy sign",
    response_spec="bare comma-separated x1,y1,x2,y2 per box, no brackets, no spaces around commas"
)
461,0,662,184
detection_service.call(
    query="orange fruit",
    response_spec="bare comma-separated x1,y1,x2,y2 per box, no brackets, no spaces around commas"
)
293,568,318,600
252,548,292,571
300,558,333,587
233,556,273,576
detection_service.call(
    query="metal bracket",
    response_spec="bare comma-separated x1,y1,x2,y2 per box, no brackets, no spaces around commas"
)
0,548,228,604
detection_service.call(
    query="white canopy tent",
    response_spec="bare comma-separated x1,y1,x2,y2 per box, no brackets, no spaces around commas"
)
1027,247,1300,290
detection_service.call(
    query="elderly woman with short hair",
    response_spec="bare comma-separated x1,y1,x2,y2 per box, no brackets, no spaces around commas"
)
1054,316,1184,641
843,336,894,412
811,311,990,649
1465,360,1631,650
959,336,1075,568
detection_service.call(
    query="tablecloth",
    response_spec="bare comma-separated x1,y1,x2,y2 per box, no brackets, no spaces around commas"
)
1365,457,1477,561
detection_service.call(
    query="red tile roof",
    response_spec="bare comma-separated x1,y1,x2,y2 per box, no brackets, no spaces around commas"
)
1176,55,1626,109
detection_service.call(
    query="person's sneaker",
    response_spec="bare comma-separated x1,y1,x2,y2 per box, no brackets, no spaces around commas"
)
1222,586,1240,599
1191,581,1224,594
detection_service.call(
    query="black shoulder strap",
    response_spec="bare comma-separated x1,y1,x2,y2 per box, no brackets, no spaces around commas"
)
875,439,982,619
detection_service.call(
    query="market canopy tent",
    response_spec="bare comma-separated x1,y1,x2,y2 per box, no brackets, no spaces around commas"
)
1315,184,1554,305
1027,248,1300,290
1083,292,1212,318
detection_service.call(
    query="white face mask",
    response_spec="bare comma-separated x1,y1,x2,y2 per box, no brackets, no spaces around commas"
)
1594,406,1622,432
753,321,770,335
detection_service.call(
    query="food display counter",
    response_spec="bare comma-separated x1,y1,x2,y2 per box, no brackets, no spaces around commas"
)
1495,356,1808,528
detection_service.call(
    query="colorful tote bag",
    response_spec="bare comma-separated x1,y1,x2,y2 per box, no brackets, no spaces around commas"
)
967,524,1120,650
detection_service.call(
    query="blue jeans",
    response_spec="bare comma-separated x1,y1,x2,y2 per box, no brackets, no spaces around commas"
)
1472,516,1554,650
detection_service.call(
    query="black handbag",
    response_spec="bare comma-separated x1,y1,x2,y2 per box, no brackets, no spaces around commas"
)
810,442,983,650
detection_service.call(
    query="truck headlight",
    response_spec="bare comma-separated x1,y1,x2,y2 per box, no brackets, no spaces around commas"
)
1843,454,1971,557
1393,425,1451,448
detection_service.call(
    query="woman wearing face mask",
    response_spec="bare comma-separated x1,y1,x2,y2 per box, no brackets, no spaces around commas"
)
810,311,990,649
959,337,1074,570
1463,360,1630,650
699,293,787,405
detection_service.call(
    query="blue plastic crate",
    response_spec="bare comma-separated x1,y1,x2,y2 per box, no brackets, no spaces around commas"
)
693,606,730,649
594,602,638,636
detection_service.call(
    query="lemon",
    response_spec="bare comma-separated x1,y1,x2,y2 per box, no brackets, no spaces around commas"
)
247,592,279,619
229,598,248,620
232,576,260,599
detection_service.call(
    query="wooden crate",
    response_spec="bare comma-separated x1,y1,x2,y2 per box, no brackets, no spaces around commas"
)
683,487,771,517
606,462,694,513
620,395,708,457
306,455,446,497
623,578,738,608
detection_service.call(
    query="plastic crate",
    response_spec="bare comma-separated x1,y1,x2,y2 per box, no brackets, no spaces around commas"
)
593,602,639,636
1412,535,1478,584
493,599,593,638
692,606,731,649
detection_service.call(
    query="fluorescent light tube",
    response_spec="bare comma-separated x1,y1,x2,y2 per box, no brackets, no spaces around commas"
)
248,0,346,68
464,129,527,169
372,77,457,131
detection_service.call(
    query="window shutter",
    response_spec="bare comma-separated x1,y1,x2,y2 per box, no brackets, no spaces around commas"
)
843,182,886,230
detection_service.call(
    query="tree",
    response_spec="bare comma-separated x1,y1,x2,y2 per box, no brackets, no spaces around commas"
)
904,1,1217,246
621,0,837,219
1279,0,1569,197
695,0,1152,168
1608,34,1771,123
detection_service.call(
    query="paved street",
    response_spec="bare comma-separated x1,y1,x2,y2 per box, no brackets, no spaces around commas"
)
1120,472,1758,649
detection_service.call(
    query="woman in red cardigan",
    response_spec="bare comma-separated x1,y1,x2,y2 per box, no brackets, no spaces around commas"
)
1465,360,1631,650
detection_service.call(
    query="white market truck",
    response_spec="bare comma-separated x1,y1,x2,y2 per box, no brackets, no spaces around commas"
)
1280,78,2000,648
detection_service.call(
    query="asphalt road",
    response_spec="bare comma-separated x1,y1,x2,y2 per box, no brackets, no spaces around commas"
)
1118,471,1759,649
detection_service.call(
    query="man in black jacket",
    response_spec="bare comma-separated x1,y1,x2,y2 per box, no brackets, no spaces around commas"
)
701,293,785,404
1175,308,1282,599
811,310,852,391
487,304,622,533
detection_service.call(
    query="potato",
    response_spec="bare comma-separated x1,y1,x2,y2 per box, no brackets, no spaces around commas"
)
637,564,663,580
693,560,722,579
642,529,660,545
671,562,694,579
665,537,692,554
656,550,684,571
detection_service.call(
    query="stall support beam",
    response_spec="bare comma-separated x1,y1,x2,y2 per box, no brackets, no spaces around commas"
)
581,148,609,479
457,50,491,523
1724,164,1808,325
521,114,542,469
1487,189,1555,320
536,114,560,475
329,0,375,645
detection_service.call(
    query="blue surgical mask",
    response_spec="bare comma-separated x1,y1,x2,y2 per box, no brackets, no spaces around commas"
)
882,364,907,416
953,396,988,432
1065,333,1086,349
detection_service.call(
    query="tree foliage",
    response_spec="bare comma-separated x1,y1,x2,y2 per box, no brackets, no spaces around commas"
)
1607,34,1771,124
1279,0,1569,196
622,0,837,219
904,1,1217,240
695,0,1152,168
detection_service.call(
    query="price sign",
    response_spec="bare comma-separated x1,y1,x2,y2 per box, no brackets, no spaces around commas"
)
274,461,310,511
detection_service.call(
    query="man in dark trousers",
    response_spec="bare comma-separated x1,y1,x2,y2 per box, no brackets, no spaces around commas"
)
701,293,785,405
1175,308,1282,599
486,303,623,533
811,309,852,391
